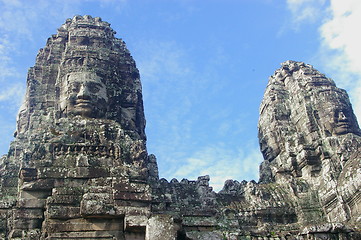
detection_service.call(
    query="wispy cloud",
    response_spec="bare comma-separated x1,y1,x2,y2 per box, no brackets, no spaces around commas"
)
318,0,361,120
133,40,202,177
134,40,192,85
0,84,25,104
320,1,361,78
0,2,74,155
286,0,361,121
0,1,265,186
132,39,196,143
286,0,327,26
132,38,261,191
98,0,128,13
0,34,19,82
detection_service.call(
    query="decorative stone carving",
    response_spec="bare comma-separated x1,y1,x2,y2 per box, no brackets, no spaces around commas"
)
0,15,150,240
0,17,360,240
259,61,360,181
58,71,108,118
258,60,361,225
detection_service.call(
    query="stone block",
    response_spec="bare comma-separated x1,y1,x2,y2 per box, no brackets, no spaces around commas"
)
47,206,80,219
124,215,148,232
13,209,43,219
2,176,17,187
114,200,149,208
87,185,113,193
0,217,6,230
21,179,55,191
37,167,68,179
186,231,224,240
125,232,146,240
47,194,82,205
113,181,149,193
68,166,110,178
146,214,176,240
18,198,46,208
82,192,113,203
52,187,83,195
87,177,112,186
80,200,116,217
113,191,151,201
8,229,23,238
19,190,50,199
47,231,121,239
0,197,16,208
19,168,37,182
182,216,218,227
44,218,123,233
13,218,42,229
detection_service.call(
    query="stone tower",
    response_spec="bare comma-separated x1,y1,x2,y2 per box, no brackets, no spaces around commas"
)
1,15,154,239
258,61,361,223
0,17,360,240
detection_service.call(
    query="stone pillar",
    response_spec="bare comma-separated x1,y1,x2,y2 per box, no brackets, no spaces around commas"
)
146,215,177,240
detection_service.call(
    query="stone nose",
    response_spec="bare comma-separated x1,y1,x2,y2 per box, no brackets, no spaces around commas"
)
338,111,347,121
77,84,91,99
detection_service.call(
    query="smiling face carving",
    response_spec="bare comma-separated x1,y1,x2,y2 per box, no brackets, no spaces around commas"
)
333,108,353,135
320,103,359,136
59,72,108,118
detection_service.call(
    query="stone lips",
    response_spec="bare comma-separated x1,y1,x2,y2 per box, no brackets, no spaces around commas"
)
0,16,360,239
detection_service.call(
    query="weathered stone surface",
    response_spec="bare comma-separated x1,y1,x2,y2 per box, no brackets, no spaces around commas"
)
0,16,360,239
258,60,361,224
146,215,178,240
0,15,150,239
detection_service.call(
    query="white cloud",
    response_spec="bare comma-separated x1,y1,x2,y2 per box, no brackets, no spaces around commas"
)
320,0,361,75
286,0,361,122
318,0,361,120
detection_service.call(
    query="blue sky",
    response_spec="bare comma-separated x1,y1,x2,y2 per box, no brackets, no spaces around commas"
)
1,0,360,190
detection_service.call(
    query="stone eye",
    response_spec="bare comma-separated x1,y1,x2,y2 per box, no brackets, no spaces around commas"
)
71,85,80,92
88,83,102,93
90,87,100,93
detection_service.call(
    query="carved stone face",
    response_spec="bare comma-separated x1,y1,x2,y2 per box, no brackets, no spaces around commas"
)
318,101,359,136
332,107,356,135
59,72,108,118
260,139,274,161
259,133,281,162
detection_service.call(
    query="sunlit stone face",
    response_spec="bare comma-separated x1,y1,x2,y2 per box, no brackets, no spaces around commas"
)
332,107,355,135
59,72,108,118
318,101,359,136
259,135,280,162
